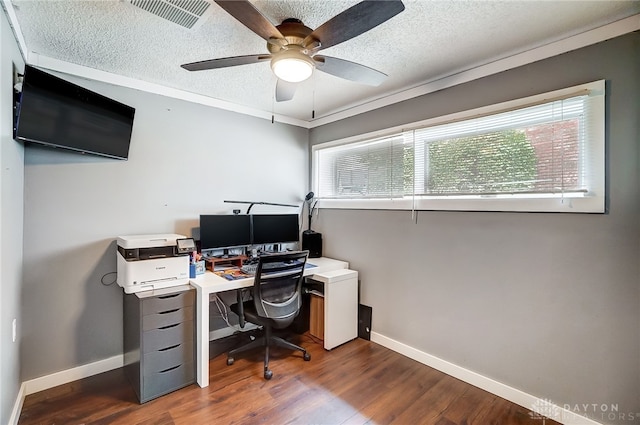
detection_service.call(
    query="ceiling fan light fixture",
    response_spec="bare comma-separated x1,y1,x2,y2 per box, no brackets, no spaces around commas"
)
271,49,314,83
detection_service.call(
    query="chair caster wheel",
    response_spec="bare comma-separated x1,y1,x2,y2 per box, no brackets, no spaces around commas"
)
264,370,273,380
227,357,234,366
303,352,311,361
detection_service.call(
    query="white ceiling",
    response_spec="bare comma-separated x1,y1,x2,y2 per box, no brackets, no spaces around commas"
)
4,0,640,127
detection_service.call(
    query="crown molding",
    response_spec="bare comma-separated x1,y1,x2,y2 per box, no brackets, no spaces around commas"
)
4,2,638,130
26,53,311,128
308,14,640,128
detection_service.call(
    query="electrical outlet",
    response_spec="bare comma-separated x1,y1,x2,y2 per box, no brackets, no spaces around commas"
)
12,319,17,342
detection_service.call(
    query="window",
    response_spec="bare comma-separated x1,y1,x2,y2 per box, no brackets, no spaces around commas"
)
313,81,605,213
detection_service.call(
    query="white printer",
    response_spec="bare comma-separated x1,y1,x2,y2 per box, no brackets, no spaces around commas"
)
116,234,190,294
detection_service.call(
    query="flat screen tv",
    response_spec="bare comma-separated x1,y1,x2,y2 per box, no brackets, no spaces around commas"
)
14,65,135,160
251,214,300,245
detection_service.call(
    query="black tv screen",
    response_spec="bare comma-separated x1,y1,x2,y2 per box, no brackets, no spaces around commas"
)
14,65,135,160
200,215,252,251
251,214,300,245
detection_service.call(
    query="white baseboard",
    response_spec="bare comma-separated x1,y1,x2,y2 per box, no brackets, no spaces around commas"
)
9,355,123,425
23,355,124,396
11,336,603,425
8,382,26,425
370,332,601,425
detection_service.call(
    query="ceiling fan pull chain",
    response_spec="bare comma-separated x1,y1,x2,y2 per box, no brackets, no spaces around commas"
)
312,78,316,119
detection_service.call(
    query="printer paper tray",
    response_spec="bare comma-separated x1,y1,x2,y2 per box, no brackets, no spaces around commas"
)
123,278,190,294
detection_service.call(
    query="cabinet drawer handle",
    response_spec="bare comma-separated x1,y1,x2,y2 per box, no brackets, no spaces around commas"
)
159,323,179,330
159,344,181,352
158,365,181,374
159,309,179,315
158,294,180,300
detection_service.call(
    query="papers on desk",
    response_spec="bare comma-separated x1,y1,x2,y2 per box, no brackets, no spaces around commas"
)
213,269,249,281
213,262,318,281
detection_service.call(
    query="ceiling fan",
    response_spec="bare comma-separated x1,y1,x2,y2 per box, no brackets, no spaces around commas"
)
180,0,405,102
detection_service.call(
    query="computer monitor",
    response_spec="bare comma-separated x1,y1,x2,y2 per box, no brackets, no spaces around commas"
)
251,214,300,245
199,214,252,252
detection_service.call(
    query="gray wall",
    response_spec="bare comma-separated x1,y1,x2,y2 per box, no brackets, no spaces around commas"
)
310,33,639,424
20,79,309,381
4,12,638,425
1,11,25,425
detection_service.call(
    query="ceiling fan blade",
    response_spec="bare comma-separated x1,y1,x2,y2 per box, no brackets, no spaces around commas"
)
181,54,271,71
304,0,405,51
275,79,297,102
214,0,284,41
314,56,387,86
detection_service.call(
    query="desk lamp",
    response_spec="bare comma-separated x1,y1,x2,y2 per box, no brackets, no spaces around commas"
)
224,199,297,214
302,192,322,258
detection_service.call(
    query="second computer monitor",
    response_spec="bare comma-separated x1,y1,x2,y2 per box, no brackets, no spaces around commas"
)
251,214,299,245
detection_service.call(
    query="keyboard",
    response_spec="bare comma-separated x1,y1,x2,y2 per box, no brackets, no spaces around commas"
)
241,260,301,275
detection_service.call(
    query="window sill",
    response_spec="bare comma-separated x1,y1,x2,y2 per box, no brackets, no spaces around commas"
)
317,194,604,213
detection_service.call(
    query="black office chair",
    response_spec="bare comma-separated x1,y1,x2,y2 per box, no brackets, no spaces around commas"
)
227,251,311,379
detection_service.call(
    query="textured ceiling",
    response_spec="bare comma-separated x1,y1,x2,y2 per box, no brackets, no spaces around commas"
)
5,0,640,126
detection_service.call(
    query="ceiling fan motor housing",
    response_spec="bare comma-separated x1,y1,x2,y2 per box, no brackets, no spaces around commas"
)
267,19,317,54
180,1,406,98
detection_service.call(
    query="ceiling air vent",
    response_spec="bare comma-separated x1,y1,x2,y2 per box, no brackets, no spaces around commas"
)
128,0,212,29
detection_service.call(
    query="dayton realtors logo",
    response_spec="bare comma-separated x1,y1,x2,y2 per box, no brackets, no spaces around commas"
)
530,398,638,423
529,398,562,423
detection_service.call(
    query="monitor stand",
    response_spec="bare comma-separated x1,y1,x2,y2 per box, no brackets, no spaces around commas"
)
206,254,247,271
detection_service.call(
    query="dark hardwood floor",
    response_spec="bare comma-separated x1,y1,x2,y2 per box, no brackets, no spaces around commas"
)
18,333,558,425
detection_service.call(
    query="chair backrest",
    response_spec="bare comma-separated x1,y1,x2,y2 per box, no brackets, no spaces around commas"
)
252,251,309,322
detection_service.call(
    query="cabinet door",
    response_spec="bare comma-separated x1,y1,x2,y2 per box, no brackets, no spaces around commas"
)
142,291,194,316
142,320,194,353
309,295,324,340
324,277,358,350
142,306,194,331
141,362,195,403
143,342,194,375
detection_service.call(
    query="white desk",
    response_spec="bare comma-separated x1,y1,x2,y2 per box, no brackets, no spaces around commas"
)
189,257,349,387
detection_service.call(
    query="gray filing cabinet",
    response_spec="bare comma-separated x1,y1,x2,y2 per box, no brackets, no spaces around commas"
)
124,285,195,403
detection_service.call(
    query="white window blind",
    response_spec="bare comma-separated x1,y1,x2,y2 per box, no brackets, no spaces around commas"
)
313,81,605,213
412,95,589,196
316,134,407,199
